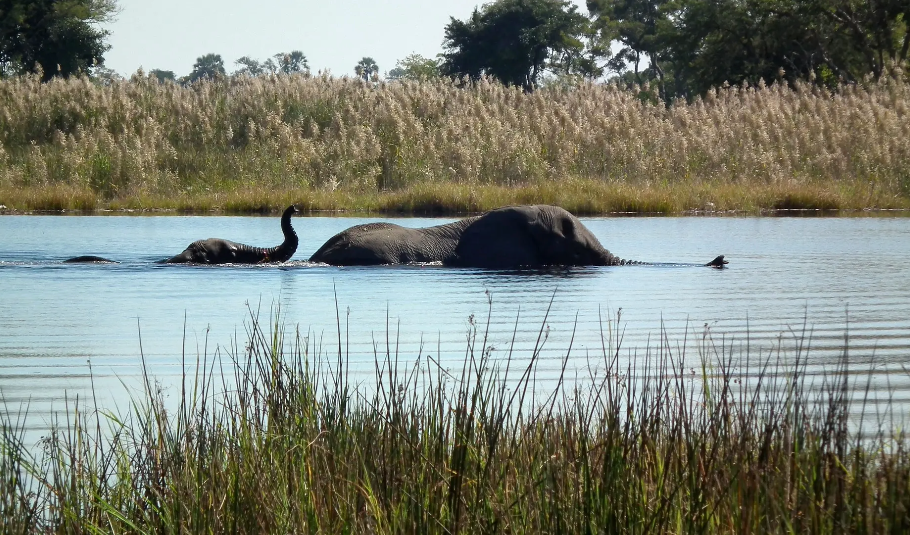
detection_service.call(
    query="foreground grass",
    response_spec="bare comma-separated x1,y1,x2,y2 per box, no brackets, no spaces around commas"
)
1,72,908,214
2,307,909,533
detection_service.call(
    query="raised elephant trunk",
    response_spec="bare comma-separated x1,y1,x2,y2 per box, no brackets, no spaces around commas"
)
163,205,300,264
257,205,300,262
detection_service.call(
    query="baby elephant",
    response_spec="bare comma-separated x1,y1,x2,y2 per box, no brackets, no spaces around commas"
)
63,205,300,265
163,205,300,264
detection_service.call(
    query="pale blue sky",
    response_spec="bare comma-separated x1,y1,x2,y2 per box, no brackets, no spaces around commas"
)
104,0,590,78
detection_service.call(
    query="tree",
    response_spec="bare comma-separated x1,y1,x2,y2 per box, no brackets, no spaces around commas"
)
587,0,670,81
355,56,379,81
0,0,118,80
387,53,440,81
441,0,589,91
801,0,910,80
90,65,121,85
234,51,309,77
665,0,910,95
149,69,175,82
590,0,910,100
262,57,278,74
274,50,309,74
187,53,225,83
546,20,607,80
233,56,264,76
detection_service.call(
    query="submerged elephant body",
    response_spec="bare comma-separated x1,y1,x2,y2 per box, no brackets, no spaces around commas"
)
309,205,618,268
62,204,726,269
62,255,119,263
309,204,726,269
163,205,300,264
309,220,472,266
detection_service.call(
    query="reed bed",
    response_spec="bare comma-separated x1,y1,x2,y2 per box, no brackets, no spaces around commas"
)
1,72,908,213
2,306,909,533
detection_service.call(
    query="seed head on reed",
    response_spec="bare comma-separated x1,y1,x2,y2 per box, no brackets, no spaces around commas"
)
3,305,910,533
0,72,908,212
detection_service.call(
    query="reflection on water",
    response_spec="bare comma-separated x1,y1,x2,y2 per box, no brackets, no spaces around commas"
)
1,214,909,433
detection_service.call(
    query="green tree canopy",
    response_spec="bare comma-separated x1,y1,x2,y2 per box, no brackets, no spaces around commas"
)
187,53,225,83
800,0,909,81
355,56,378,81
0,0,117,80
587,0,669,80
441,0,589,91
275,50,309,74
233,50,309,77
233,56,264,76
149,68,175,82
387,53,440,81
589,0,910,99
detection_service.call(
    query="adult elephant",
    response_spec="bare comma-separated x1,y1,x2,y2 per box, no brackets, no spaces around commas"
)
63,205,300,264
309,204,727,269
162,205,300,264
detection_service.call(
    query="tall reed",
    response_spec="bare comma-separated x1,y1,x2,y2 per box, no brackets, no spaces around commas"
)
1,71,908,212
1,305,909,533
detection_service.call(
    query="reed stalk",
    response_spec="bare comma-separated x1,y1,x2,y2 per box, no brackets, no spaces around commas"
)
1,305,908,533
1,72,908,213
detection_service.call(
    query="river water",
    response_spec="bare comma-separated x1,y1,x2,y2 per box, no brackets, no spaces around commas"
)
1,213,909,433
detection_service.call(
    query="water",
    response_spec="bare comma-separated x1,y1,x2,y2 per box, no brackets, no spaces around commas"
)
1,213,910,433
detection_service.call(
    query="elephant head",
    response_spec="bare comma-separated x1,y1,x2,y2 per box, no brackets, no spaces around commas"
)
526,206,618,266
451,205,619,268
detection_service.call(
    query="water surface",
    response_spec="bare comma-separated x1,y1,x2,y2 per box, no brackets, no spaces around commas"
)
1,213,909,432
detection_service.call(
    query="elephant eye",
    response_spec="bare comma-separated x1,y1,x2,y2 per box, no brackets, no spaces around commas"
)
561,219,574,238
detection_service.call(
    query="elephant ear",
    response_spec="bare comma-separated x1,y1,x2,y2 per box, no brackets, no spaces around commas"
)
527,212,573,261
452,208,542,268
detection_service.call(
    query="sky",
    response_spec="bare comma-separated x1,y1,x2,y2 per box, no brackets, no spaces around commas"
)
104,0,590,79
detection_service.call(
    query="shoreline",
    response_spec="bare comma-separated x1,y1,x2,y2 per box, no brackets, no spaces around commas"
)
2,179,908,216
3,207,910,217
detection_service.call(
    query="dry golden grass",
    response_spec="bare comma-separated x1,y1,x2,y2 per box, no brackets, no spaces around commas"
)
1,72,908,213
2,179,905,214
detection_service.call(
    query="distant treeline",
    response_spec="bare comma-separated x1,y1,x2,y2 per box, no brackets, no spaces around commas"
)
579,0,910,99
0,73,907,213
1,0,907,101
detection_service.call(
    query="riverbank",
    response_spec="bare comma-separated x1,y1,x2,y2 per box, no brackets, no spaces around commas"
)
3,311,909,533
1,73,908,215
2,177,908,215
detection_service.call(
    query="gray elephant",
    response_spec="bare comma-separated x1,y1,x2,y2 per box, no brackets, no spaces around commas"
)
309,204,727,269
162,205,300,264
64,205,300,265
